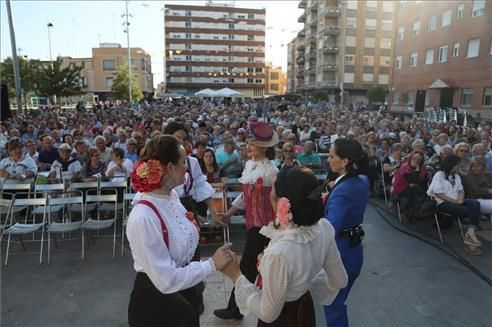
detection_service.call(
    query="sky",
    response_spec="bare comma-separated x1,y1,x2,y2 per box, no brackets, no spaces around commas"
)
0,0,304,88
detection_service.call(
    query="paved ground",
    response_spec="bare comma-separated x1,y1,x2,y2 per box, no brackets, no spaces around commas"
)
2,204,491,327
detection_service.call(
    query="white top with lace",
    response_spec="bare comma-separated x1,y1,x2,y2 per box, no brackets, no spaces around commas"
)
231,158,278,210
234,219,348,323
126,190,216,294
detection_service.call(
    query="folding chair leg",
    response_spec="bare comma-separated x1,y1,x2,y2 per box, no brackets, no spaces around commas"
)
81,229,85,260
121,225,125,257
5,234,12,266
112,222,117,259
456,217,465,240
434,214,444,243
19,236,26,251
397,202,402,223
48,232,51,264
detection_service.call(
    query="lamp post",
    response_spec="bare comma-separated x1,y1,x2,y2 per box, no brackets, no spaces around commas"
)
47,22,56,106
6,0,23,112
123,0,132,106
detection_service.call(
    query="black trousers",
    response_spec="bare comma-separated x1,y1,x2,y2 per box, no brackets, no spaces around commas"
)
437,199,480,227
227,227,270,310
128,272,200,327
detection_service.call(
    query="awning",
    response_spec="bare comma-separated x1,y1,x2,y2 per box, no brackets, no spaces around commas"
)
428,78,457,89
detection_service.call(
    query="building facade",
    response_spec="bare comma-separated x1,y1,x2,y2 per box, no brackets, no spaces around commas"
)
289,0,395,104
391,0,492,117
287,36,302,93
164,4,266,98
265,62,287,95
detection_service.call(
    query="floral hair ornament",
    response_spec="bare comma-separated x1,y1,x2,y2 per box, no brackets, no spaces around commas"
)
276,197,293,228
130,159,165,193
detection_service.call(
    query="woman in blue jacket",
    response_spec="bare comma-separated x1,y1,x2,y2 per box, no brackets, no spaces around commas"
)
323,138,370,327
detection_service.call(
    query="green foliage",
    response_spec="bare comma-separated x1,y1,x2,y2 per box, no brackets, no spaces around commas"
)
0,57,41,104
313,90,328,101
111,63,144,101
367,86,388,104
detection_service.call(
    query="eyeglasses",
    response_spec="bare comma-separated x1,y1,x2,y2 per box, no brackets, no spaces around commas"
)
458,149,469,153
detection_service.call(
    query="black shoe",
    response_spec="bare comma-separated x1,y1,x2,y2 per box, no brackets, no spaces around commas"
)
213,307,243,320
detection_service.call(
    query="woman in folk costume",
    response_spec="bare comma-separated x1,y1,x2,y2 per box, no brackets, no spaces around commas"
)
214,122,279,320
221,167,348,326
322,138,370,327
126,135,232,327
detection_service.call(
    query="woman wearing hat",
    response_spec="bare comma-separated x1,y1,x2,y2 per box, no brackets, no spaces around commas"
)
214,122,279,320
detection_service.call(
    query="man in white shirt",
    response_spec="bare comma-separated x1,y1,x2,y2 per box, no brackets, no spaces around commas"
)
106,147,133,181
48,143,81,181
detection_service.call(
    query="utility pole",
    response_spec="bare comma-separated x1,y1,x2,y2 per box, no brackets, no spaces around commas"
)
6,0,23,112
124,0,133,106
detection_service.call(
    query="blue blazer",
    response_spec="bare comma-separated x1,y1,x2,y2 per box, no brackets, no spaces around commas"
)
325,175,369,237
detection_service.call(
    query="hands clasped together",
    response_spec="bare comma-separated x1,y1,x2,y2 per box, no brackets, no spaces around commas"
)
211,243,242,282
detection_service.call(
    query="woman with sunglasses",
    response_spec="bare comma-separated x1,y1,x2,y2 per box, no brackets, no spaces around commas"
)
277,143,299,170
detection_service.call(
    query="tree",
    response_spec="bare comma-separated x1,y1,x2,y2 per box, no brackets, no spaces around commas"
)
35,58,83,100
367,86,388,104
0,57,42,108
111,63,144,102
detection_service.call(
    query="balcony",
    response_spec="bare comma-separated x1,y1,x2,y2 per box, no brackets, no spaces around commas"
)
322,64,338,71
306,67,316,75
310,1,318,11
323,45,339,54
323,25,340,36
296,73,305,79
307,51,316,59
308,33,317,42
324,6,340,17
296,57,305,65
296,44,305,51
298,12,306,23
298,29,305,38
319,80,337,88
298,0,306,9
309,17,318,27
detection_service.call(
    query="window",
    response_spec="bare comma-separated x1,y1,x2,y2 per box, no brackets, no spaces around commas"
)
392,90,400,104
382,1,393,12
247,35,254,41
438,46,448,63
248,57,254,62
410,52,418,67
344,73,354,83
441,9,452,27
248,13,255,19
345,55,355,65
346,36,356,47
271,84,279,91
457,4,464,19
381,38,391,49
379,56,391,67
346,17,357,29
452,42,460,56
425,49,434,64
364,37,375,48
381,20,392,31
195,34,200,39
229,23,235,30
366,19,376,30
185,44,191,49
379,74,389,84
228,34,235,40
185,10,192,16
467,38,480,58
425,90,430,105
105,77,113,88
185,66,192,72
347,0,358,10
185,21,192,28
399,1,406,12
483,88,492,106
247,67,254,73
185,33,191,39
413,20,420,36
255,79,262,84
366,1,377,10
362,73,374,82
472,0,485,17
363,55,374,65
103,59,115,70
256,67,264,73
428,15,437,32
490,39,492,54
247,78,253,83
398,26,404,41
185,55,192,61
462,88,473,105
396,56,402,69
407,90,414,104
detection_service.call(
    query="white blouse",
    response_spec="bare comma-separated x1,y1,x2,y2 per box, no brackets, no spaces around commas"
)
427,171,464,205
175,155,213,202
234,219,348,323
231,158,279,210
126,191,216,294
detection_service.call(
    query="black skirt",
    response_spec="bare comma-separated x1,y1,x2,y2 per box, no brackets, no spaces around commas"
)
128,272,200,327
257,291,315,327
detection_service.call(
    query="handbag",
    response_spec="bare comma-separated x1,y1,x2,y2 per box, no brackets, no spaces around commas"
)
413,196,436,220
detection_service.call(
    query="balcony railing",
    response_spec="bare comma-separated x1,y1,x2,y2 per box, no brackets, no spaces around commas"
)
296,44,305,51
323,25,340,36
296,57,305,65
309,17,318,27
310,1,318,11
298,30,306,38
324,6,340,17
320,80,337,87
323,46,339,54
298,0,307,9
322,64,338,71
298,13,306,23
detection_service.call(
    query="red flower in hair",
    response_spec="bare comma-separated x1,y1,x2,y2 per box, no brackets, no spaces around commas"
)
131,160,165,193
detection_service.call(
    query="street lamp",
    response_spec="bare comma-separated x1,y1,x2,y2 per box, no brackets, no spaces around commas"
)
47,22,53,68
122,0,133,106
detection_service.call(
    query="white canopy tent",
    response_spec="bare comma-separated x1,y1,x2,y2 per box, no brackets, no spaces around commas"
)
211,88,244,98
194,88,216,97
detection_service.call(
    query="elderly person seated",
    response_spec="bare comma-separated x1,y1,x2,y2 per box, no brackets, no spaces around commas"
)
38,136,59,171
471,143,487,158
454,142,471,176
48,143,82,181
382,143,403,187
428,144,453,176
277,142,299,170
433,133,450,156
0,138,38,182
391,151,430,219
297,141,322,169
106,147,133,182
463,157,492,217
80,148,107,182
72,140,89,166
124,138,139,164
95,135,112,163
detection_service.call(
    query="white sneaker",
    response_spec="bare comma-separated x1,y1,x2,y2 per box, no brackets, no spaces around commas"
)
464,231,482,247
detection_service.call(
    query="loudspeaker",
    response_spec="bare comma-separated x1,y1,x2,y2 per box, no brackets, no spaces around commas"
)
415,90,426,113
0,84,11,121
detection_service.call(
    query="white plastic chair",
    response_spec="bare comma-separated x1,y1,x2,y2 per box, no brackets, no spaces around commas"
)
47,191,85,263
81,188,118,259
1,193,48,265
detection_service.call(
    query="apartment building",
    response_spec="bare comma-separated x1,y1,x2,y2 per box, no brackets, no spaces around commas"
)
290,0,395,103
265,62,287,95
287,36,302,93
164,4,265,98
391,0,492,117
